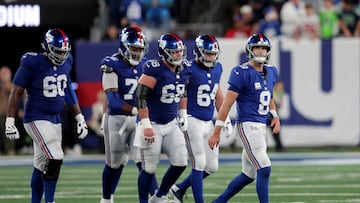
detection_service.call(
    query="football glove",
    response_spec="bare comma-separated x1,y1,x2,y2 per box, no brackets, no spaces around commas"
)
75,114,88,139
178,109,188,131
5,117,20,140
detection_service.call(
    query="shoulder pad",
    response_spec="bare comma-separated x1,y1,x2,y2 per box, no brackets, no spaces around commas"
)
239,63,249,70
100,64,114,73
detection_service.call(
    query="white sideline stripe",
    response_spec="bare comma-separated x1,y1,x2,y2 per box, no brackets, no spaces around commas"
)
1,153,360,166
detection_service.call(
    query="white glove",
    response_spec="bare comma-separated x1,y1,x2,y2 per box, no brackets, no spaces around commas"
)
221,116,233,138
5,117,20,140
75,114,88,139
178,109,188,131
131,107,138,115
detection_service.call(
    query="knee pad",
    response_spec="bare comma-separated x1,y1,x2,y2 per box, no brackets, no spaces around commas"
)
143,163,157,174
42,159,63,180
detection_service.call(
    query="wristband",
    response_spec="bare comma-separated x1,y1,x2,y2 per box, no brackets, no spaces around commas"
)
75,114,85,122
131,107,138,115
6,117,15,126
215,120,225,127
141,118,152,129
270,110,278,118
179,109,187,117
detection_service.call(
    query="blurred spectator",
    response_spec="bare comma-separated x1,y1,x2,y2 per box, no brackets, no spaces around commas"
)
300,3,320,40
269,0,287,13
0,65,16,155
224,4,257,38
105,0,123,28
62,105,82,157
16,93,33,155
280,0,306,40
249,0,269,23
142,0,174,32
103,24,120,41
268,81,285,152
338,0,360,37
257,6,282,38
319,0,339,39
88,91,107,137
120,0,144,26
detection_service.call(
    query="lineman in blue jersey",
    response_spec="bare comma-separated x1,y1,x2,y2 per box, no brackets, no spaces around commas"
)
99,26,158,203
209,33,281,203
170,34,232,203
5,28,88,203
135,33,191,203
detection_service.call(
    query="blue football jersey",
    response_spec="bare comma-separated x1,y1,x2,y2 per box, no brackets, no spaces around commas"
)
187,61,223,121
228,63,278,124
142,59,191,124
13,52,75,123
100,53,144,115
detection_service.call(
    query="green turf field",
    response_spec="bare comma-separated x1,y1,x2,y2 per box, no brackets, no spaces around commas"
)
1,160,360,203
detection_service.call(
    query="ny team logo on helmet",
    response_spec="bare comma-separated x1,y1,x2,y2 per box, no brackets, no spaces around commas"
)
42,28,71,66
246,33,271,63
158,33,186,66
194,34,220,68
118,26,146,66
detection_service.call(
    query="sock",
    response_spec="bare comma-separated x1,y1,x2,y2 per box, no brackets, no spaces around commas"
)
190,169,204,203
214,172,254,203
43,179,57,203
138,170,154,202
157,165,186,196
256,167,271,203
102,164,123,199
136,162,158,195
111,165,123,195
31,168,43,203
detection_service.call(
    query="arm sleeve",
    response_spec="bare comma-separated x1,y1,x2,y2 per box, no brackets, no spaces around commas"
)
136,83,151,108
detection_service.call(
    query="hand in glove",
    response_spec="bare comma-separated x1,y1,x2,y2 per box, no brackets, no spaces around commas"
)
5,117,20,140
178,109,188,131
75,114,88,139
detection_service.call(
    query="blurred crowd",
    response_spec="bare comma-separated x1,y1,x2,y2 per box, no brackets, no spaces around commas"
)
101,0,360,41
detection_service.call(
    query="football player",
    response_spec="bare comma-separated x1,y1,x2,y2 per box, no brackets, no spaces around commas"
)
135,33,191,203
99,26,158,203
208,33,281,203
5,28,88,203
170,34,232,203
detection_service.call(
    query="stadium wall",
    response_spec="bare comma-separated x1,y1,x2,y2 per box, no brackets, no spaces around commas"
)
75,37,360,147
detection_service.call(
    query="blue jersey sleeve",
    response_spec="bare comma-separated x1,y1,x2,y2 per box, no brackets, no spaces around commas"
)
13,53,35,88
228,66,245,93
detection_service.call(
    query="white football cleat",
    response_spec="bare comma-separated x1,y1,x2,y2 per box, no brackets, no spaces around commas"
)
149,193,169,203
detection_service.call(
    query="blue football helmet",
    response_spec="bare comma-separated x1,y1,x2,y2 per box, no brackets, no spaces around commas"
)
158,33,186,66
41,28,71,66
194,34,220,68
246,33,271,63
118,26,146,66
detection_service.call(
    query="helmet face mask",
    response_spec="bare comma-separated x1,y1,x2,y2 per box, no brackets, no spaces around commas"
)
246,33,271,64
42,28,71,66
118,26,146,66
194,34,220,68
158,33,186,66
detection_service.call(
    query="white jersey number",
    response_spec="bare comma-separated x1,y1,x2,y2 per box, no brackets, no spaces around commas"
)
197,84,218,107
124,78,137,100
161,84,185,103
43,74,68,97
258,90,271,115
